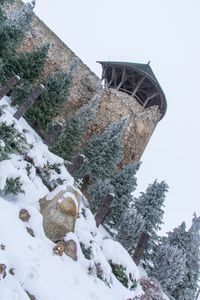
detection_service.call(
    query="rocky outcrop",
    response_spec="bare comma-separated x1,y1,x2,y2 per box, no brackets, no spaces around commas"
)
39,185,81,242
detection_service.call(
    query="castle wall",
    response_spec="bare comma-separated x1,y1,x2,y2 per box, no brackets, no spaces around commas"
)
5,1,162,166
90,89,161,165
5,0,102,118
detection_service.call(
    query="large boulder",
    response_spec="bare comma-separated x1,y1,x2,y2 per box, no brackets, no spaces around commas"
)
39,185,81,242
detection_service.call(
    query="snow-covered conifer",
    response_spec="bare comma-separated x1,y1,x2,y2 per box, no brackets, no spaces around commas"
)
117,210,145,253
104,162,140,229
51,94,100,161
76,117,128,182
166,215,200,300
150,243,186,295
133,180,168,263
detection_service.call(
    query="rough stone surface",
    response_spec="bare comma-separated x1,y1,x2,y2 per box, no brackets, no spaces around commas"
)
39,185,81,242
0,264,6,279
64,240,77,261
26,291,36,300
53,242,65,256
19,208,31,222
89,89,161,165
26,227,35,237
5,0,102,119
5,1,163,167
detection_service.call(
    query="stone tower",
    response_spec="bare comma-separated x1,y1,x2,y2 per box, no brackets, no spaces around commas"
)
5,1,167,167
90,61,167,166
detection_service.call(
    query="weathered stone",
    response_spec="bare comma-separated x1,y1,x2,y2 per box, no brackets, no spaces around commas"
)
26,227,35,237
53,242,65,256
26,291,36,300
9,268,15,276
19,208,31,222
0,244,5,250
64,240,77,261
5,1,163,167
39,185,81,242
0,264,6,279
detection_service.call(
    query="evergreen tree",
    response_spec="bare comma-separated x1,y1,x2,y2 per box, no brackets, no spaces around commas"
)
0,2,33,69
117,210,145,253
10,44,49,81
25,71,70,133
51,94,100,161
76,117,128,182
88,178,114,213
165,215,200,300
133,180,168,263
104,162,140,229
150,243,186,295
0,2,34,83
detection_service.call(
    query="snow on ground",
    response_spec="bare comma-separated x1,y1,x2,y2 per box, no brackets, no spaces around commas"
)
0,97,145,300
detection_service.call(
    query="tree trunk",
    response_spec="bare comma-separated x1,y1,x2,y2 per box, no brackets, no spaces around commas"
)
95,193,114,227
132,231,149,266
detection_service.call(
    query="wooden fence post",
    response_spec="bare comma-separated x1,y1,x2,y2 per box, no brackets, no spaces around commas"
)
95,193,114,227
13,84,44,120
132,231,149,266
44,123,63,145
0,75,20,100
67,154,85,175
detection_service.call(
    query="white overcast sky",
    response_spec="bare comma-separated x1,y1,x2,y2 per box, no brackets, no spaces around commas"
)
34,0,200,234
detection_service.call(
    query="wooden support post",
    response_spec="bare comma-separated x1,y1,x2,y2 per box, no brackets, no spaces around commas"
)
80,174,90,193
108,66,115,88
101,65,107,81
67,154,85,175
131,76,146,97
0,75,20,100
44,123,63,145
95,193,114,227
143,92,159,108
132,232,149,266
117,67,126,90
13,84,44,120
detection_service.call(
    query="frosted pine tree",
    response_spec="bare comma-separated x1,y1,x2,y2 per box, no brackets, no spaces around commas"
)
167,215,200,300
51,94,100,161
0,1,34,82
104,162,140,229
117,210,145,253
76,117,128,182
25,71,70,133
88,178,114,213
150,243,186,295
133,180,168,263
12,44,49,81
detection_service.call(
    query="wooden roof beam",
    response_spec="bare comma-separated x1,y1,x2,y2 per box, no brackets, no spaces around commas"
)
131,76,146,97
143,92,159,108
108,66,116,88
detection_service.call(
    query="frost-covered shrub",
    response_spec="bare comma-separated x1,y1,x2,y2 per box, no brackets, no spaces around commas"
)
0,122,27,161
109,261,137,290
80,242,92,260
35,162,64,191
2,177,24,195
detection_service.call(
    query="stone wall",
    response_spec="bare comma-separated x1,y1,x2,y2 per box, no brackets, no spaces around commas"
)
5,0,162,166
5,0,102,118
90,89,161,165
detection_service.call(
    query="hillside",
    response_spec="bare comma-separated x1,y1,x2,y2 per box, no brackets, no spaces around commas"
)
0,97,170,300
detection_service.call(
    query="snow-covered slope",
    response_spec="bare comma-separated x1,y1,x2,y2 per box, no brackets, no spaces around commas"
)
0,97,167,300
